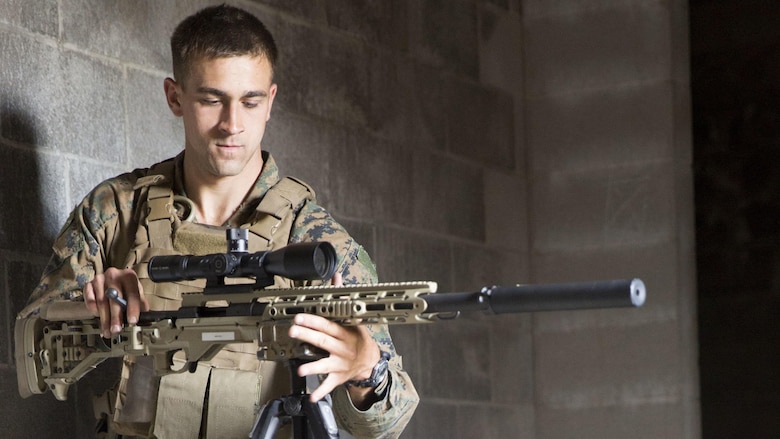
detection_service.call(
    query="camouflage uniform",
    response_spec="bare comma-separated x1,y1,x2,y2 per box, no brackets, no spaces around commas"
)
20,151,419,438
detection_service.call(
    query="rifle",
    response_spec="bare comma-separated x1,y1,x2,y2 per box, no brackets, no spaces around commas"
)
14,230,646,437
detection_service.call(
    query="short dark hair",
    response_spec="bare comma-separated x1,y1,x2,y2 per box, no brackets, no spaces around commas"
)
170,4,278,84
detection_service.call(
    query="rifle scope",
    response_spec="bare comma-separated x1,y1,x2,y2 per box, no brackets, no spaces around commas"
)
148,229,337,283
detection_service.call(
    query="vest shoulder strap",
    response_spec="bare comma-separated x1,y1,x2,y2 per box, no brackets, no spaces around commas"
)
134,160,177,249
248,176,315,249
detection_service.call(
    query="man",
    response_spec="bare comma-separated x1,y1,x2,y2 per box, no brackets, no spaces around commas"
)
19,4,418,438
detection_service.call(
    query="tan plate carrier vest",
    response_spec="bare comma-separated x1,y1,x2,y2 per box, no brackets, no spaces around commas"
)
105,160,315,439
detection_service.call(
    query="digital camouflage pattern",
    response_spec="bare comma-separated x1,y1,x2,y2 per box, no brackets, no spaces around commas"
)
20,151,419,438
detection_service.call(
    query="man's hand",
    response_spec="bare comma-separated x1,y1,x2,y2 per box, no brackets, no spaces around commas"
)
83,268,150,338
288,272,383,407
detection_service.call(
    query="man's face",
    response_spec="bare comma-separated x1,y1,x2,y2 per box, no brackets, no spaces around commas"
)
166,55,277,181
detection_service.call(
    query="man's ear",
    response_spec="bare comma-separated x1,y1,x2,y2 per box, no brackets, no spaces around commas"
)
164,77,183,117
266,83,278,121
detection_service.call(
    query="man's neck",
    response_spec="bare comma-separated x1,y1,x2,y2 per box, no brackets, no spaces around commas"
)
183,158,264,226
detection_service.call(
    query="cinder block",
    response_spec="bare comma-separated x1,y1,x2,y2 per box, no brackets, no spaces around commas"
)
416,315,492,401
125,68,184,169
478,4,524,97
367,51,447,152
323,0,409,52
444,76,515,170
408,0,479,78
1,31,125,159
526,81,675,173
331,133,414,223
58,53,125,160
536,400,685,439
534,321,682,411
0,31,58,148
452,243,524,288
454,401,535,439
523,0,643,19
484,171,528,251
0,0,58,37
67,157,129,211
489,314,534,405
410,401,533,439
0,147,67,253
524,2,672,96
406,401,459,438
264,108,341,206
60,0,211,72
273,20,370,126
485,0,511,12
411,150,485,242
531,161,676,251
252,0,327,23
374,227,451,287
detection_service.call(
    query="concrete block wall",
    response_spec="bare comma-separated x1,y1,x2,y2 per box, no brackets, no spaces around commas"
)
522,2,698,439
0,0,696,438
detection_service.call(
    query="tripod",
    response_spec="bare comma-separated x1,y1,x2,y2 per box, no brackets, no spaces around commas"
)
249,359,340,439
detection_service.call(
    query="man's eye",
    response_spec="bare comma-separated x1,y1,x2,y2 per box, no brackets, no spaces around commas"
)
201,99,220,106
243,101,259,108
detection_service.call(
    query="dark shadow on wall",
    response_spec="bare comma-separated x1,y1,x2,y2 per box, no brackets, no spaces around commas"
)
0,97,119,438
691,4,780,437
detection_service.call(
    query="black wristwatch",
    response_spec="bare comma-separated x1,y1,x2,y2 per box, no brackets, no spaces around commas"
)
347,350,391,388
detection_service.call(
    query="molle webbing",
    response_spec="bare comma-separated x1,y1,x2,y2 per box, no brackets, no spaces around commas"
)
249,176,314,249
132,158,177,251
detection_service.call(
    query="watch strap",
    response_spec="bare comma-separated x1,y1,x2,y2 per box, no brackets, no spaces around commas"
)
347,350,391,388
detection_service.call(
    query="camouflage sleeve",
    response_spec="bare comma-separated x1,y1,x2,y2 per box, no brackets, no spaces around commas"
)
291,202,420,438
289,202,377,284
19,177,129,318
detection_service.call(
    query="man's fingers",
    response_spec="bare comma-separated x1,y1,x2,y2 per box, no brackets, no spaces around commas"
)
84,282,98,314
309,374,341,403
138,279,150,311
89,277,112,338
116,272,144,324
108,293,124,335
289,323,350,358
293,313,347,339
87,268,144,336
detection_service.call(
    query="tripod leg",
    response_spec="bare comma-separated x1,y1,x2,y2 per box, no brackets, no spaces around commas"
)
302,395,339,439
250,399,284,439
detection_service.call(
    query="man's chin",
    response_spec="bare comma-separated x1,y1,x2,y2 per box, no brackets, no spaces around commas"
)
211,167,243,178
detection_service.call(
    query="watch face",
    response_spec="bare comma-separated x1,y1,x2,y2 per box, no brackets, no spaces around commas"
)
375,360,389,378
371,352,390,385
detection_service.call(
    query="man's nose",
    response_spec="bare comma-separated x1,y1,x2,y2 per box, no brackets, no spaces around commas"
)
219,103,243,135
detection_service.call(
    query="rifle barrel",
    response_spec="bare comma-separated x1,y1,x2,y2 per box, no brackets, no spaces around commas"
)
422,278,645,315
